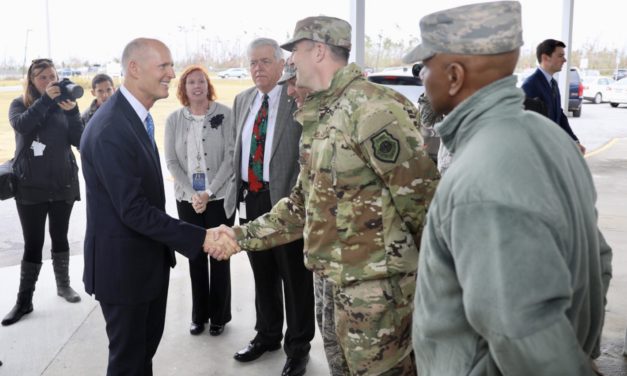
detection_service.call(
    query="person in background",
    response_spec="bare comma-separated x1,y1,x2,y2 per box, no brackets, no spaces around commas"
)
222,37,315,376
164,64,235,336
404,1,611,374
522,39,585,154
2,58,83,326
416,93,452,175
81,73,115,125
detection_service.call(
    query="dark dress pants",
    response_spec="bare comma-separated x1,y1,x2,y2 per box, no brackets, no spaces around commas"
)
176,199,235,325
241,188,315,358
99,267,169,376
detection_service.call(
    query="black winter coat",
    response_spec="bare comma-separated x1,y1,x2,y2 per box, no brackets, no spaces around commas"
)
8,94,83,204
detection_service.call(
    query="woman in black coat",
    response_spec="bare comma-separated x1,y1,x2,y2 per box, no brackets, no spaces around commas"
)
2,59,83,326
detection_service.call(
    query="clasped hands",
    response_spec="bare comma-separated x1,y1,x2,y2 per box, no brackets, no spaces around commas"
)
191,192,211,214
203,225,240,260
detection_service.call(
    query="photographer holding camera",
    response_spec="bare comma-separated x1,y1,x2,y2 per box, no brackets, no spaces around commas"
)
2,58,84,326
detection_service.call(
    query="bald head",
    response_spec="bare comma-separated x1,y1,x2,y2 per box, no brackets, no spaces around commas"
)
120,38,175,109
121,38,168,75
422,49,520,115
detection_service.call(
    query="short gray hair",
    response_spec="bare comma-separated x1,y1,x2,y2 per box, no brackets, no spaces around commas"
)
247,38,283,61
121,38,150,75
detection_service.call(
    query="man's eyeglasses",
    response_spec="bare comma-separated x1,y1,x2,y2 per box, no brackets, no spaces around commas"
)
250,58,275,69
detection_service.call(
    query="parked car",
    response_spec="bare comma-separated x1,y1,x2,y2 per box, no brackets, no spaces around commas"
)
566,68,583,117
58,68,81,78
613,69,627,81
580,69,600,77
606,77,627,108
217,68,248,79
366,66,424,106
582,76,614,104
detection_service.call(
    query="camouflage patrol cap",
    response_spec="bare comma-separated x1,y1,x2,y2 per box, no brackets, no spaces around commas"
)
278,59,297,85
403,1,523,63
281,16,352,52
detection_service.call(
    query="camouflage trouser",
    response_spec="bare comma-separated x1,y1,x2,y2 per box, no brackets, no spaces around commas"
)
314,274,350,375
334,273,417,376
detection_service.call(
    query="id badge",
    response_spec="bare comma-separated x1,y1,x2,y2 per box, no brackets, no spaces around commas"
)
31,140,46,157
192,172,206,191
239,188,247,220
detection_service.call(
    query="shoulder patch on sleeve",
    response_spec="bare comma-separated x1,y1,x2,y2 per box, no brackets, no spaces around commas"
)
371,130,400,163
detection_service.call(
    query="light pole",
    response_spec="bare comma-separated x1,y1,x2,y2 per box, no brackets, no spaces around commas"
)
45,0,51,57
22,29,32,77
616,50,621,80
374,33,383,71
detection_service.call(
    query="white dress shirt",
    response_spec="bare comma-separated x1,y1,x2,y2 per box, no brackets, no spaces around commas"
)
240,84,282,183
119,85,151,133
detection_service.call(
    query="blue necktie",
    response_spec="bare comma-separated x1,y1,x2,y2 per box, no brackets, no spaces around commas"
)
145,113,155,148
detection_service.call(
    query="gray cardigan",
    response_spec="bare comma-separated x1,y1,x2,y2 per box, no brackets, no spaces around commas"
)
164,102,234,202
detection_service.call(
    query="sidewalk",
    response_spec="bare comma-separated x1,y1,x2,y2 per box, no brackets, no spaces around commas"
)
0,248,328,375
587,139,627,375
0,140,626,375
0,170,328,375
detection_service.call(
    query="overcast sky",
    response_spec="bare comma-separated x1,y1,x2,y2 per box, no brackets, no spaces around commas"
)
1,0,624,65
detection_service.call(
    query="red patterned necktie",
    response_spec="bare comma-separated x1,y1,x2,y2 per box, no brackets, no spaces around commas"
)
247,94,269,192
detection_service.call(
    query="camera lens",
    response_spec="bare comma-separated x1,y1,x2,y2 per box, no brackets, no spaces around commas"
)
66,83,84,100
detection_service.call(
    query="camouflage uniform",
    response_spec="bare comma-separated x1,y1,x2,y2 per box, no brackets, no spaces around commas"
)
314,275,349,376
279,57,349,375
234,62,439,375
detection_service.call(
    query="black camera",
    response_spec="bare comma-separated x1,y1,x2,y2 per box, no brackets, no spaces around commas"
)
54,78,84,103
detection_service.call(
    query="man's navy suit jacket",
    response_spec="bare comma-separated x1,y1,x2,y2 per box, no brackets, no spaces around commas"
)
80,91,206,305
522,68,578,141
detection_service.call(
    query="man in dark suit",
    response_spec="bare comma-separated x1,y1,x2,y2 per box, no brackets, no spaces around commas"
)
80,38,235,376
223,37,314,376
522,39,586,154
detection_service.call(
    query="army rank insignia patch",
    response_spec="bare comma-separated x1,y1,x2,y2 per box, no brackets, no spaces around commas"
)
371,130,400,163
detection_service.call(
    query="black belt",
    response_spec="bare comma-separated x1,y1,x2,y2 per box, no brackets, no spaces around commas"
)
242,181,270,191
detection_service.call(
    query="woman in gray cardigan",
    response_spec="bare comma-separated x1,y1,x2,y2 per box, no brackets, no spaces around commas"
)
164,65,235,336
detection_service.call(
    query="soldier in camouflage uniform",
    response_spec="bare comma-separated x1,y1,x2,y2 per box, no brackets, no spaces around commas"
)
277,60,350,376
211,16,439,375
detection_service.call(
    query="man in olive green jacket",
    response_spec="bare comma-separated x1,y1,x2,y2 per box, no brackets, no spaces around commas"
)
404,2,612,375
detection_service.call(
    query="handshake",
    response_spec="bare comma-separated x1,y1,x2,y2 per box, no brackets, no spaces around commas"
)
203,225,240,260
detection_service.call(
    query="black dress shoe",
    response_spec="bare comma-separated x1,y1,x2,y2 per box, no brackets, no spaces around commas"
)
209,324,225,336
189,322,205,335
282,355,309,376
233,340,281,362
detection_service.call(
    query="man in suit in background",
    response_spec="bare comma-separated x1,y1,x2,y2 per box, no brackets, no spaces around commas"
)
522,39,586,154
80,38,235,376
223,37,314,376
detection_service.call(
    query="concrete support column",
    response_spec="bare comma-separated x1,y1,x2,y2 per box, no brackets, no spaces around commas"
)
559,0,575,111
349,0,365,66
